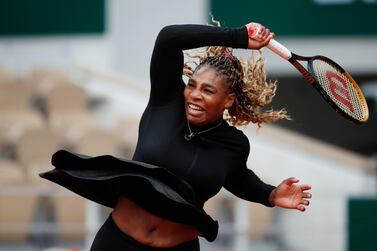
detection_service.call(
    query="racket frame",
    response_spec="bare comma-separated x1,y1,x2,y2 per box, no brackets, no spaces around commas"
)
287,53,368,123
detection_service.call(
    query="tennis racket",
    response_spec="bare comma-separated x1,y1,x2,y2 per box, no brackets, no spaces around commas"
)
250,27,369,123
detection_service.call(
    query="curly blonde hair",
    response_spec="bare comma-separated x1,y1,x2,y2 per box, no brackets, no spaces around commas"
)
183,20,289,127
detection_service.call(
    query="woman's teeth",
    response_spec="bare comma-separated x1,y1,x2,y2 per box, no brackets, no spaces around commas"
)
189,104,204,111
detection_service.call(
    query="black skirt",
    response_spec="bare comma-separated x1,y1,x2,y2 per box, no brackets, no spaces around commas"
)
39,150,218,242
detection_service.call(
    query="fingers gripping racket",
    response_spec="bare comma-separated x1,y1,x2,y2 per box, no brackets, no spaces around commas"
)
250,28,369,123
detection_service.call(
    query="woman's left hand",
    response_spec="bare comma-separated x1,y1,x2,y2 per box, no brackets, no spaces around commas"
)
269,177,312,212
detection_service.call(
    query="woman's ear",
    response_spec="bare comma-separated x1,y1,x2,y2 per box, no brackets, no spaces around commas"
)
224,92,236,109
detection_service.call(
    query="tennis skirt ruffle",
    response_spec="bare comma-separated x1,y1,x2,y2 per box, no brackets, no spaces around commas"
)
39,150,218,242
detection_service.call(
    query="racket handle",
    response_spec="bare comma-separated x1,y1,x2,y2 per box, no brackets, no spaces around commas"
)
267,39,292,61
246,23,291,60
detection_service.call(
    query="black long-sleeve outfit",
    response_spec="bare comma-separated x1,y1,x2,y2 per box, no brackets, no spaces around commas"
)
135,24,275,206
40,24,275,245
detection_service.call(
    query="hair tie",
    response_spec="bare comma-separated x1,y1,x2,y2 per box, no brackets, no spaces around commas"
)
224,50,236,61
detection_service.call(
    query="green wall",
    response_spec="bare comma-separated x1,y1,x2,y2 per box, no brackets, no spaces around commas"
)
348,197,377,251
210,0,377,36
0,0,105,36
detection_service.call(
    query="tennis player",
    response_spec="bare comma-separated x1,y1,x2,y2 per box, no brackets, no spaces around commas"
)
41,21,312,251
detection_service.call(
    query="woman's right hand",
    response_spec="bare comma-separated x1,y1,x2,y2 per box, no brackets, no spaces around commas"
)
245,22,274,50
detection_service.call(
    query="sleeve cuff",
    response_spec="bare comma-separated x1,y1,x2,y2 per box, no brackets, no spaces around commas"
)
232,26,249,49
262,184,276,207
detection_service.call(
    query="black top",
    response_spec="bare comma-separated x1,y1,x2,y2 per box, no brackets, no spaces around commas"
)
133,24,275,207
40,24,275,242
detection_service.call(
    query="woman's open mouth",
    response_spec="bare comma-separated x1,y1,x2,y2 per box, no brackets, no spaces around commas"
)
187,103,205,116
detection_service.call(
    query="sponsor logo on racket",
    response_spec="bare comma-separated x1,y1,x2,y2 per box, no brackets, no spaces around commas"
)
326,71,354,113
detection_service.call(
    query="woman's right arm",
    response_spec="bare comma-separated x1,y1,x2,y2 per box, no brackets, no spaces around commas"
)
148,24,250,107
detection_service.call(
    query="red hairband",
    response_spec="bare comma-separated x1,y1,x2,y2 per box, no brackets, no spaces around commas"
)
224,50,236,61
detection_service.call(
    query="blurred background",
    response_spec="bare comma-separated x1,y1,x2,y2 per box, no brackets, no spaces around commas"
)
0,0,376,250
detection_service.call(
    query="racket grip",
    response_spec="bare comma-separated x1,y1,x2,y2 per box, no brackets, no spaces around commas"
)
267,39,292,60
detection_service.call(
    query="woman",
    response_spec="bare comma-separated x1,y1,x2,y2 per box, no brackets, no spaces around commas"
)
41,21,312,251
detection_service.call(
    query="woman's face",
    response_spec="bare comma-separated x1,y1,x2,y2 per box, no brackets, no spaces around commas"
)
184,66,235,126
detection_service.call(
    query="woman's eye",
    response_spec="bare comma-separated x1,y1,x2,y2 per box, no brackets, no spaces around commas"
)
187,82,195,88
204,89,214,94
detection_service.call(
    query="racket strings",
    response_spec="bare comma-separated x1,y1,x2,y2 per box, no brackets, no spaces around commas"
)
310,59,368,121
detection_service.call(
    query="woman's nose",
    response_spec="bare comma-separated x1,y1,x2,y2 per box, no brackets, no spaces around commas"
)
190,88,202,99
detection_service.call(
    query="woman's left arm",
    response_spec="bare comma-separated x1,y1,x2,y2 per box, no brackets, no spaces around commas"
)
223,134,275,207
224,133,312,210
225,167,312,211
224,164,276,207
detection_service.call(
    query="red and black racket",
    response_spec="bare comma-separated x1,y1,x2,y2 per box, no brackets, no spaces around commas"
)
251,29,369,123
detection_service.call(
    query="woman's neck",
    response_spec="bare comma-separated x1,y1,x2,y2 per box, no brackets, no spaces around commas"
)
189,117,223,131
